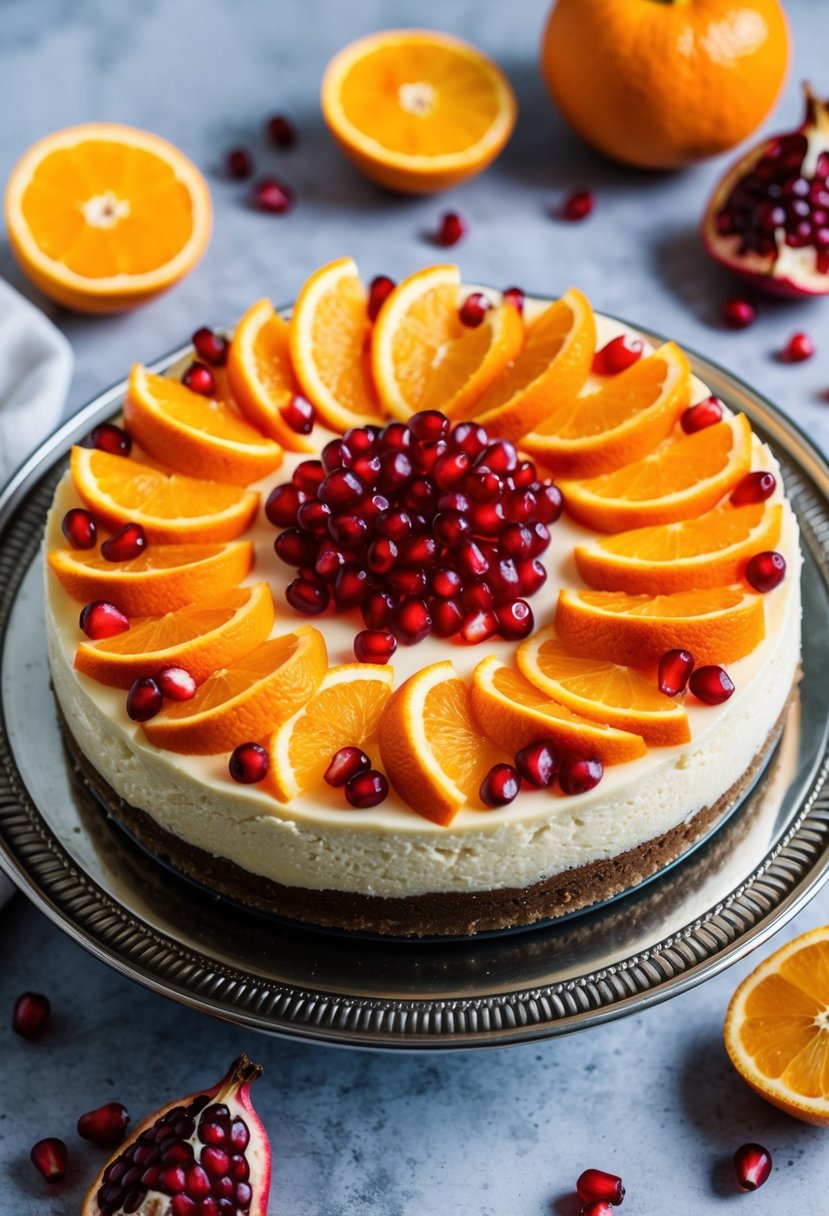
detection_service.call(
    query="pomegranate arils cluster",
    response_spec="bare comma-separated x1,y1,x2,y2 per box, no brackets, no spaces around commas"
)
483,737,604,806
324,745,387,807
658,648,735,705
127,664,197,723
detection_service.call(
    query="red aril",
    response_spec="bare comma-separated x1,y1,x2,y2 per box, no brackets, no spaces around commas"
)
12,991,50,1038
459,292,490,327
292,460,325,494
367,275,395,321
780,331,815,362
156,666,197,701
280,395,315,434
393,597,432,645
266,114,296,148
192,327,228,367
266,484,307,528
731,470,776,505
226,148,253,179
228,743,269,784
435,211,466,247
734,1142,772,1191
722,297,756,329
430,597,464,637
480,763,521,807
362,589,397,629
560,756,603,795
459,608,497,644
287,575,330,614
516,558,547,596
126,677,163,722
101,522,147,562
515,740,559,787
78,1103,130,1148
252,177,294,214
689,665,735,704
61,508,97,549
559,188,594,221
31,1137,67,1184
345,770,388,808
81,423,131,457
353,629,397,663
592,334,643,375
533,484,563,524
658,649,694,697
181,362,215,396
581,1203,614,1216
80,601,129,640
502,285,524,313
324,746,370,787
681,396,724,434
274,528,317,567
496,598,534,640
576,1168,625,1206
745,550,786,592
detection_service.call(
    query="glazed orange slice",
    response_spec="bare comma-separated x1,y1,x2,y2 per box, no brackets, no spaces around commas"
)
725,926,829,1127
522,341,692,476
124,365,284,486
470,656,646,766
226,298,317,453
559,413,753,532
74,582,274,689
574,501,784,594
70,447,259,543
379,660,508,825
267,663,394,802
517,627,690,746
371,264,523,421
143,625,327,755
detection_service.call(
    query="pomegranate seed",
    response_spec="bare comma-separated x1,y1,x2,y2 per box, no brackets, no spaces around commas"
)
354,629,397,663
275,527,317,567
293,460,326,494
12,991,50,1038
451,421,489,458
182,361,215,396
480,763,521,807
126,677,163,722
80,600,129,640
516,557,547,596
689,665,735,704
408,410,449,442
468,500,505,537
746,550,786,592
328,511,369,547
681,395,724,433
61,508,97,549
435,211,466,247
497,599,534,640
266,114,296,147
722,297,756,329
431,567,463,598
319,468,364,510
560,756,603,795
380,421,412,452
658,648,694,697
78,1102,130,1147
266,483,307,527
314,542,346,581
592,334,644,375
191,326,228,367
515,740,559,787
526,521,551,557
780,331,815,362
576,1169,625,1206
81,422,131,456
297,499,332,534
226,148,253,179
160,1165,186,1192
379,449,413,493
434,509,473,548
502,286,524,313
101,522,147,562
367,275,395,321
362,589,397,629
156,666,197,701
351,452,381,486
459,292,491,327
184,1164,211,1199
375,508,414,542
456,540,490,579
459,607,498,644
171,1198,195,1216
533,483,563,524
560,189,594,221
201,1145,230,1176
30,1137,67,1183
463,582,494,613
324,746,371,787
389,568,428,600
581,1204,614,1216
731,470,776,505
345,770,388,808
367,537,398,574
734,1142,772,1191
228,742,269,784
333,566,371,608
280,395,315,434
252,176,294,213
393,597,432,644
478,439,517,473
286,575,330,614
432,450,470,491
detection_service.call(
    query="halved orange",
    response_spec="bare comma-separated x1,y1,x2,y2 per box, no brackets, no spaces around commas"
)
379,660,508,825
267,663,394,802
4,124,211,314
321,30,517,194
470,656,646,766
371,264,523,421
559,413,753,533
124,365,283,485
290,257,383,432
523,341,692,476
47,540,253,616
451,288,596,442
74,582,274,689
226,298,317,453
725,926,829,1127
143,625,327,755
70,447,259,542
517,627,690,746
574,501,784,595
556,585,766,667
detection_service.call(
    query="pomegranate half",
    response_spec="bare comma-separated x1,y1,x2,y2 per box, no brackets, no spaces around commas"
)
81,1053,269,1216
702,85,829,297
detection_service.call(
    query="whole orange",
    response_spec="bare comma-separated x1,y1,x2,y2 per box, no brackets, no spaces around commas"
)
540,0,790,170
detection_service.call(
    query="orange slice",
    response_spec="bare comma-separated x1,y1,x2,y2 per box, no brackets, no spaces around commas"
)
70,447,259,543
470,656,646,766
451,288,596,442
522,341,692,476
371,264,523,421
74,582,274,689
558,413,753,533
379,660,508,826
226,298,317,453
517,627,690,746
574,501,784,594
266,663,394,802
47,540,253,616
290,257,382,431
143,625,327,755
321,30,517,194
124,365,283,486
556,585,766,667
725,926,829,1127
4,124,211,314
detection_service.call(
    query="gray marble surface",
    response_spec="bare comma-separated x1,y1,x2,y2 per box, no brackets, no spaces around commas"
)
2,0,829,1212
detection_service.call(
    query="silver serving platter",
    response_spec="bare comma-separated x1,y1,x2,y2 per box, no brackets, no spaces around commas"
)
1,325,828,1050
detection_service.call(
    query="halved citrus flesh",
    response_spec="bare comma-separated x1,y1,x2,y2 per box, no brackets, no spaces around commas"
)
725,926,829,1127
558,413,753,533
70,447,259,542
143,625,327,755
470,656,646,766
556,585,765,667
453,288,596,442
124,365,283,485
517,627,690,746
48,540,253,616
379,660,508,825
523,341,691,475
267,663,394,802
321,30,517,194
4,124,211,314
574,501,784,595
290,257,382,431
226,298,316,453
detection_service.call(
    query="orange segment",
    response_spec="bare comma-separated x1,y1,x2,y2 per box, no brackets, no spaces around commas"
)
453,288,596,442
70,447,259,542
124,365,283,485
143,625,327,755
555,585,766,667
523,341,691,475
379,660,508,825
266,663,394,802
517,627,690,746
4,124,211,313
725,926,829,1126
574,501,784,594
470,656,646,766
74,582,274,689
371,264,523,421
559,413,753,532
226,298,316,453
